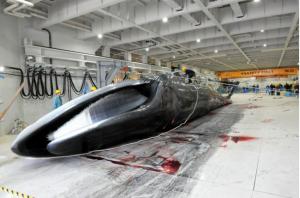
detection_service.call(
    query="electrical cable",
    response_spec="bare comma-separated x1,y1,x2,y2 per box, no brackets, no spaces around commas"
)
3,66,97,100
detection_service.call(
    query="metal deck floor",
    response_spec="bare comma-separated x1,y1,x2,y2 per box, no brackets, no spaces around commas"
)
0,94,298,198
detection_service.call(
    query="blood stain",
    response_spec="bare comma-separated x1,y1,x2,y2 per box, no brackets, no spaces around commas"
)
120,155,136,162
219,134,230,142
261,118,273,123
85,154,181,174
241,104,261,109
230,136,257,143
224,101,231,106
219,134,257,143
208,112,217,116
161,158,181,174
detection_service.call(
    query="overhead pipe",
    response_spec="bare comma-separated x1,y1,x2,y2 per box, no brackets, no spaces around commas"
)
13,0,33,7
12,3,31,17
3,2,22,17
41,28,53,64
4,0,30,18
3,0,45,19
61,22,91,32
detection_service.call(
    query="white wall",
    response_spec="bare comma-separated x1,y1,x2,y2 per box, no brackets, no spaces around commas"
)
20,20,100,67
19,21,100,125
0,10,100,135
0,9,23,135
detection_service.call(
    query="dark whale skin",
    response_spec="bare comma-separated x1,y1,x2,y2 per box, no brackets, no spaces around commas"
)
11,74,231,157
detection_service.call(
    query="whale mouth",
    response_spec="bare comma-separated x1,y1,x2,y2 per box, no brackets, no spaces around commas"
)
48,88,148,141
11,81,159,157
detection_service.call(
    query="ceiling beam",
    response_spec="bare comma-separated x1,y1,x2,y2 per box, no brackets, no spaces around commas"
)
97,8,238,70
277,12,299,66
38,0,127,28
106,0,296,47
262,46,298,52
196,38,296,55
143,16,293,55
162,0,200,25
156,37,298,60
78,0,250,40
152,36,294,59
79,0,202,39
230,2,244,18
193,0,256,68
145,27,292,56
162,0,182,10
182,14,200,25
172,54,227,63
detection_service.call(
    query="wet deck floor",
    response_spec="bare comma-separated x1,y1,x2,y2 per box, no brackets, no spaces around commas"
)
0,93,298,198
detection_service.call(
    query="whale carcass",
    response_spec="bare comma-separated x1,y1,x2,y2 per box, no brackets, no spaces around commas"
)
11,74,236,157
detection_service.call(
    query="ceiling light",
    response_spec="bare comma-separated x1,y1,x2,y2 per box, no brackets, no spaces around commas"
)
0,66,4,72
260,29,265,33
162,17,168,23
214,49,218,53
173,55,176,59
263,43,267,47
15,0,34,7
196,38,201,43
254,0,260,2
97,34,103,39
145,48,149,52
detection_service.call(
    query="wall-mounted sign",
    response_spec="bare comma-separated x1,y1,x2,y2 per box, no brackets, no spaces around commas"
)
217,67,299,79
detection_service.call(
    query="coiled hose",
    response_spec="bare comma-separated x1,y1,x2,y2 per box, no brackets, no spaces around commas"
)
5,66,97,100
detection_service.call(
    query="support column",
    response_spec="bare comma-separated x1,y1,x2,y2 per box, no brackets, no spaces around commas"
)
155,58,161,67
166,62,172,68
102,46,111,57
79,55,85,67
124,52,132,61
142,55,148,64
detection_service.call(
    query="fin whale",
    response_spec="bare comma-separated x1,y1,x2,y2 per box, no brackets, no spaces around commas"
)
11,74,233,157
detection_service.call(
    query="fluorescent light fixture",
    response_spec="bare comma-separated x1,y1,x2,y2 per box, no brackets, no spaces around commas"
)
260,29,265,33
263,43,267,47
0,66,4,72
145,48,149,52
162,17,168,23
214,49,218,53
254,0,260,2
97,34,103,39
15,0,34,7
196,38,201,43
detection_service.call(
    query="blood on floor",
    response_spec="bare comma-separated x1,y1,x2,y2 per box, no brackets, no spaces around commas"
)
85,154,181,175
261,118,273,123
240,104,261,109
219,134,257,144
160,158,181,174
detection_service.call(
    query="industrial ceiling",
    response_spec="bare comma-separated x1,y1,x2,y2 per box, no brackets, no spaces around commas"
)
3,0,299,71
